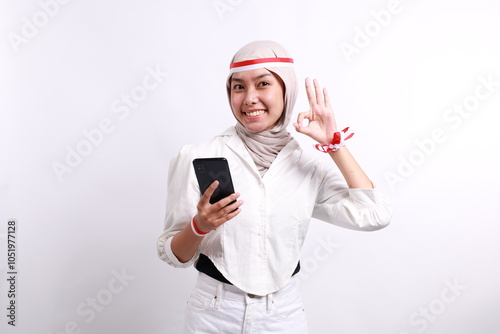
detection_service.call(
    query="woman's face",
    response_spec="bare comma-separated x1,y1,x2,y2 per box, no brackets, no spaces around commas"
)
230,68,285,133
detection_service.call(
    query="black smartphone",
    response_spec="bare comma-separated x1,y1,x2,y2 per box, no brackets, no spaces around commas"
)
192,157,235,204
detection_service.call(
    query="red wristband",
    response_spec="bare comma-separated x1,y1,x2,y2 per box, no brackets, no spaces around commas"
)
314,127,354,153
191,217,209,237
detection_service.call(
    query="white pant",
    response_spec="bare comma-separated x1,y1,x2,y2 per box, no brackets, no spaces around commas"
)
183,272,309,334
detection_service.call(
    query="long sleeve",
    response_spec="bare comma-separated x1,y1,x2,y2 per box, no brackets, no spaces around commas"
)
312,166,393,231
156,145,201,268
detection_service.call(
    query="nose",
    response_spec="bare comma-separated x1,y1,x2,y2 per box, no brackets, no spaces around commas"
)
244,87,258,105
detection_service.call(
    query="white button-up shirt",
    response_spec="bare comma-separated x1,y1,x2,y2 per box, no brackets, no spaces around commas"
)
157,127,392,296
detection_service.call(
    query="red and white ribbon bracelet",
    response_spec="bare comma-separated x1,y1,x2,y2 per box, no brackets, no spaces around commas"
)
191,217,209,237
314,127,354,153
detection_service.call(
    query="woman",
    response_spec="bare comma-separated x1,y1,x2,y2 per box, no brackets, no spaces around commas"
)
157,40,392,333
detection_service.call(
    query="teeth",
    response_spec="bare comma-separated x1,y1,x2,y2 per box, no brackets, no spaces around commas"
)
245,110,265,117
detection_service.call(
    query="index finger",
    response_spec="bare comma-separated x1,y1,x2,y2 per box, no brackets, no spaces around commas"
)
200,180,219,204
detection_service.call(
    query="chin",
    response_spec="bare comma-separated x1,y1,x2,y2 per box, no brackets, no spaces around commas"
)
244,124,268,133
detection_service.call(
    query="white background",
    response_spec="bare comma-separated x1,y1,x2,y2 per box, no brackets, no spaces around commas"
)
1,0,499,333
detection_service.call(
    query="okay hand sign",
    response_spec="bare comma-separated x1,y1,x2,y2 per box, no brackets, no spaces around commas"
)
293,78,338,145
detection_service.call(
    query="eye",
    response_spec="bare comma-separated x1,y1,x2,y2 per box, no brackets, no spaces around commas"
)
232,84,244,90
259,81,269,87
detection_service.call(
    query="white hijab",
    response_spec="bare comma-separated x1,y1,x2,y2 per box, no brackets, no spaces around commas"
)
226,41,298,176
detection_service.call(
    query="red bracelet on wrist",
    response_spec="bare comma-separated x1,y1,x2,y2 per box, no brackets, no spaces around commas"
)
315,127,354,153
191,217,209,237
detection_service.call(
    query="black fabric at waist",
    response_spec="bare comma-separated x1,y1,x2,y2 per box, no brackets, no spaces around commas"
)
195,253,301,285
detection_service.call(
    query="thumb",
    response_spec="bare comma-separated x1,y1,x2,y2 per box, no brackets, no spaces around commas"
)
293,121,313,137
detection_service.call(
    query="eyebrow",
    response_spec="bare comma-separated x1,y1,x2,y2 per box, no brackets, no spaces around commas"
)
231,73,272,82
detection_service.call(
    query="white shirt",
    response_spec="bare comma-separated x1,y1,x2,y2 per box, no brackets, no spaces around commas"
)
157,127,392,296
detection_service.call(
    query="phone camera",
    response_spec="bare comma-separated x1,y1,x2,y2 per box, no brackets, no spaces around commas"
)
195,163,206,171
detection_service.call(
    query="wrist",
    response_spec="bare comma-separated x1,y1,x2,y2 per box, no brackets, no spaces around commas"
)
315,127,354,153
328,145,347,155
191,216,210,237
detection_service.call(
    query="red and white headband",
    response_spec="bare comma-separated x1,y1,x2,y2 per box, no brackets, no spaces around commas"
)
229,57,294,73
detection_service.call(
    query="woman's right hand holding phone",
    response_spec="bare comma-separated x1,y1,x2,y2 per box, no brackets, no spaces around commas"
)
171,180,243,263
194,180,243,234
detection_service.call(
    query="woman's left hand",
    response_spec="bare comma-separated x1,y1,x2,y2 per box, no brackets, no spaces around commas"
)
293,78,338,145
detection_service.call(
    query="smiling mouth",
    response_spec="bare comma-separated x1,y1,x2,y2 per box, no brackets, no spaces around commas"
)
243,110,266,117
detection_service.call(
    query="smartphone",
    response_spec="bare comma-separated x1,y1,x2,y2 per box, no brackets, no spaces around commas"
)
192,157,235,204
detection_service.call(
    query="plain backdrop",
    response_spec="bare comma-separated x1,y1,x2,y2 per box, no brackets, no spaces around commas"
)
1,0,499,333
